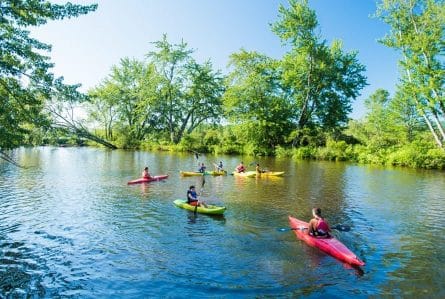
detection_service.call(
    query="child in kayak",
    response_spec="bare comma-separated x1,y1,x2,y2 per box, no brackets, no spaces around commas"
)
235,162,246,173
255,163,265,174
187,185,207,208
142,167,152,179
308,208,331,237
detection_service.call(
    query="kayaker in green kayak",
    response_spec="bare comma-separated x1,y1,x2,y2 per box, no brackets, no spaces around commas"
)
187,185,207,208
308,208,331,237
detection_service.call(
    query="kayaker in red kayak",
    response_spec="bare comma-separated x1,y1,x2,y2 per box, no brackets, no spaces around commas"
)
142,167,152,179
235,162,246,173
308,208,331,237
187,185,207,208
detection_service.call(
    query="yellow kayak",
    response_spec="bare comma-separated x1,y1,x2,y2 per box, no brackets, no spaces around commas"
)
256,171,285,177
231,171,257,177
180,171,227,177
180,171,203,177
173,199,226,215
206,170,227,176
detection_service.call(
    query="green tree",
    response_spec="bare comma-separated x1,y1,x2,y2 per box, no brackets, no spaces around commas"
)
272,0,367,145
147,35,224,144
390,89,425,142
88,58,162,146
223,50,294,154
88,82,120,140
0,0,97,153
346,88,425,148
376,0,445,148
178,60,224,142
363,89,401,147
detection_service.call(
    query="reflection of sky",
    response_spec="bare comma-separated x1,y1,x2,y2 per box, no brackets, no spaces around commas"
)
343,165,445,295
1,147,444,297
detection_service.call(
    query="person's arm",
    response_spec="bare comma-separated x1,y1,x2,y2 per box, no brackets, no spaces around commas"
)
308,219,316,235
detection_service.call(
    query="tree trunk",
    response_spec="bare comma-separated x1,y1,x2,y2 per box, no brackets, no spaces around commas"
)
432,112,445,144
423,113,443,148
398,28,443,149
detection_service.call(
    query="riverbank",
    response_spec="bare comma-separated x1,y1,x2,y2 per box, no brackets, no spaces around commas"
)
38,135,445,171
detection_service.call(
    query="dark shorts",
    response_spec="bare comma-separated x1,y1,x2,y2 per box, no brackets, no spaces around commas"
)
189,201,199,206
310,230,329,237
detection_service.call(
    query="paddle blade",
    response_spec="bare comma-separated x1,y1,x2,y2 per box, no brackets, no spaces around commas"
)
332,224,351,232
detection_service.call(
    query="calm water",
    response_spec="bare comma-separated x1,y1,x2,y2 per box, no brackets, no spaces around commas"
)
0,146,444,298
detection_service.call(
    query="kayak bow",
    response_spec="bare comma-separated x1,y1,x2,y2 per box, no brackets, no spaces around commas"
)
173,199,226,215
256,171,285,177
127,175,169,185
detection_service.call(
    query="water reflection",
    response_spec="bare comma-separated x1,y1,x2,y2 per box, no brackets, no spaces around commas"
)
0,147,444,297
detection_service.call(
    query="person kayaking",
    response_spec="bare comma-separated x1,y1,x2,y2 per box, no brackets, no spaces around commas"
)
255,163,265,174
187,185,207,208
235,161,246,173
198,162,206,173
308,207,331,237
142,166,152,179
217,161,224,172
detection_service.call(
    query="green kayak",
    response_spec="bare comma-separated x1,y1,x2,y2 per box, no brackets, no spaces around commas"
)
173,199,226,215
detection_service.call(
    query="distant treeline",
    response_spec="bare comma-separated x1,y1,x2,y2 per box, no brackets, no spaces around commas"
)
1,0,444,169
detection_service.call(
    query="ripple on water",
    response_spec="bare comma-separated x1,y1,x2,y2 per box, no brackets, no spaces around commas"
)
1,147,445,297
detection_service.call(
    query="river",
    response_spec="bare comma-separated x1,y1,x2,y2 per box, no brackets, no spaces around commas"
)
0,146,444,298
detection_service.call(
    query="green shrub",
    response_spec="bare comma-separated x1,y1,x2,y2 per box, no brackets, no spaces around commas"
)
385,143,445,169
275,146,293,157
292,147,316,160
424,148,445,170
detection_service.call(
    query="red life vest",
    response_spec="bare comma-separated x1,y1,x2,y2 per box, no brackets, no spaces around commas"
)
236,165,245,172
317,218,329,234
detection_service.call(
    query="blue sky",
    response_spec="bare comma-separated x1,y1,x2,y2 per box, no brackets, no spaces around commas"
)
31,0,400,119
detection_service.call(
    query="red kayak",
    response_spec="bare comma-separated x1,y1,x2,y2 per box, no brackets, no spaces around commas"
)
127,175,169,185
288,216,365,267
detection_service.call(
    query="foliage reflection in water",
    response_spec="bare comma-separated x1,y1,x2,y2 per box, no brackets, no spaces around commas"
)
0,147,444,297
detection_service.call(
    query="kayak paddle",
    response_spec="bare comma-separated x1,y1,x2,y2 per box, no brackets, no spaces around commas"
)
277,224,351,232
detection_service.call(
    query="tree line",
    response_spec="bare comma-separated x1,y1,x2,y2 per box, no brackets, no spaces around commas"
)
1,0,444,169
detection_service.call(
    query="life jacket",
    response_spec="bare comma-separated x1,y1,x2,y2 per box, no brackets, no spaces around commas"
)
187,190,198,203
316,218,329,235
237,165,245,172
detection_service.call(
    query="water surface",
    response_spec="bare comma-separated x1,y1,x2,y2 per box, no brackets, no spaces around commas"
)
0,147,444,297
